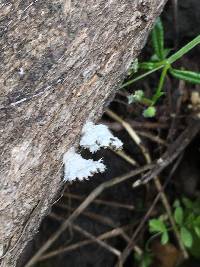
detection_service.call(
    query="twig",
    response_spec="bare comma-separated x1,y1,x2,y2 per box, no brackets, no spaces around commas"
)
116,189,164,266
104,121,166,145
103,121,169,130
167,79,185,142
106,109,189,259
110,148,138,166
133,118,200,187
39,217,132,262
56,203,118,227
63,192,135,210
113,117,200,266
56,202,139,249
136,130,166,146
106,109,151,163
115,155,183,266
56,203,139,253
25,165,153,267
48,212,142,254
71,224,121,257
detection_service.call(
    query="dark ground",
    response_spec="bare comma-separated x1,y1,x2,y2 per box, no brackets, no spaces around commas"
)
18,1,200,266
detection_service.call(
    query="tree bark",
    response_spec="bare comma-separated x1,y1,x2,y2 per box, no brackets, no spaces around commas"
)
0,0,167,266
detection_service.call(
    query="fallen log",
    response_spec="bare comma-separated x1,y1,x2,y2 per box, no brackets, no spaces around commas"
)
0,0,167,266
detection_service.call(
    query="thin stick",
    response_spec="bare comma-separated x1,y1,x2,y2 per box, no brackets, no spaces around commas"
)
71,224,121,257
56,203,118,227
38,220,131,262
56,203,140,254
133,119,200,187
136,130,166,146
106,109,151,163
25,165,153,267
106,109,189,259
48,211,142,254
49,213,120,256
105,122,166,145
116,189,164,266
103,121,169,130
115,155,183,266
111,148,138,166
63,192,135,210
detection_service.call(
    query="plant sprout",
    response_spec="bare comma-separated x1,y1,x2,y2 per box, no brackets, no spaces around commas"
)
123,18,200,117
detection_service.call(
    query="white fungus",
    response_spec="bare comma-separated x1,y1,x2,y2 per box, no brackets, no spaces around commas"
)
80,121,123,153
63,148,106,182
63,121,123,182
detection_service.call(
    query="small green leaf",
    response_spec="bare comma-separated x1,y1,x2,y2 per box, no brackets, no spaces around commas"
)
143,106,156,118
180,227,193,248
170,68,200,84
161,231,169,245
151,18,165,60
174,207,184,225
149,219,166,233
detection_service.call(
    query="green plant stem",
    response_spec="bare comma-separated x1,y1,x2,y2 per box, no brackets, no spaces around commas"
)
120,64,165,89
152,64,169,104
141,97,154,106
120,35,200,89
167,34,200,64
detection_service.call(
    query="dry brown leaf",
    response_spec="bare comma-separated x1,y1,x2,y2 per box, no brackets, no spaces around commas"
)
151,241,182,267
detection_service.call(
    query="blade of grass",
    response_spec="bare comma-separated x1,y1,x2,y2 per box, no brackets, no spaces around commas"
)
120,35,200,89
151,17,165,60
168,35,200,64
152,64,169,104
169,68,200,84
120,64,165,89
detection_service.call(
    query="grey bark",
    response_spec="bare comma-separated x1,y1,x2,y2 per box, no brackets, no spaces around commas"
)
0,0,166,266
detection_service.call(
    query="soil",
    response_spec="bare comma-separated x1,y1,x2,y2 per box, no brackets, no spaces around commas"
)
18,1,200,267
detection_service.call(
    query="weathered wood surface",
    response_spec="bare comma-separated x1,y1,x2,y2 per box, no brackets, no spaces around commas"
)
0,0,166,266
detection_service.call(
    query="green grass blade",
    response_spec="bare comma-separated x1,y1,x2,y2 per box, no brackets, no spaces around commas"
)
120,64,164,89
151,18,165,60
168,35,200,64
152,64,169,104
170,68,200,84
